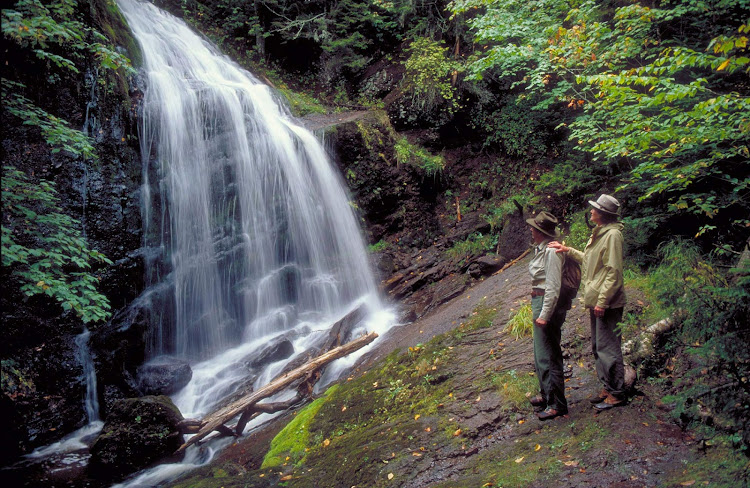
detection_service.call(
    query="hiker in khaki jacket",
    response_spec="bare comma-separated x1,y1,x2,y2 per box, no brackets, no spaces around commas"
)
549,194,627,410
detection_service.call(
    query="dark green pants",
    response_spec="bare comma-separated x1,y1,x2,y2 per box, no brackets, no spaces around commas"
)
589,307,625,398
531,295,568,412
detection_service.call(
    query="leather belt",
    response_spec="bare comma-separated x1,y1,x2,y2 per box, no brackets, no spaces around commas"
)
531,288,545,297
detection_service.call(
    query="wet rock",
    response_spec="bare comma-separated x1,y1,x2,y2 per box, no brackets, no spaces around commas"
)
89,396,184,482
244,339,295,370
469,255,506,278
136,356,193,396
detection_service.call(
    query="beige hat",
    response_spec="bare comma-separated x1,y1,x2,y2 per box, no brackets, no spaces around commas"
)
588,194,621,216
526,211,561,239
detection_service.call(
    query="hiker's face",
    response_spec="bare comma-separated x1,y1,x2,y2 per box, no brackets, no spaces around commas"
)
530,227,545,244
590,208,603,226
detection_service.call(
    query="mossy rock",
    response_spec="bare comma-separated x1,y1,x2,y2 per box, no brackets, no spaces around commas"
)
89,395,184,482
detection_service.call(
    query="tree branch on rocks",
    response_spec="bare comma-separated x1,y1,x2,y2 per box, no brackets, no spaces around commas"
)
175,331,378,454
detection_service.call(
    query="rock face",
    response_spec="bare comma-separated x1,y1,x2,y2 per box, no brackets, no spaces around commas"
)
89,396,184,482
136,356,193,396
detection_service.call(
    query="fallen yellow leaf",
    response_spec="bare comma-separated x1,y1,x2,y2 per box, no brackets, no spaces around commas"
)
425,427,431,432
412,452,422,457
415,414,420,420
534,444,541,451
680,482,696,487
518,419,525,425
564,460,579,467
388,473,394,480
322,438,330,447
453,429,462,436
280,475,292,481
342,406,347,412
515,456,524,463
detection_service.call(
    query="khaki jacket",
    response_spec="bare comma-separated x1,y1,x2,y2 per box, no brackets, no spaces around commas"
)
568,222,626,309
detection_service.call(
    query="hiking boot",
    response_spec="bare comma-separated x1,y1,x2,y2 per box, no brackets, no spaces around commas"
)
588,389,609,404
537,407,567,421
594,393,626,410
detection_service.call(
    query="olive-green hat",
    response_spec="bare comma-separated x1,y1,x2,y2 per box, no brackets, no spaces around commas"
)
526,211,561,239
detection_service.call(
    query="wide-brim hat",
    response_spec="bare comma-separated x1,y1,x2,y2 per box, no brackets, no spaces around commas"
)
526,211,561,239
588,194,621,216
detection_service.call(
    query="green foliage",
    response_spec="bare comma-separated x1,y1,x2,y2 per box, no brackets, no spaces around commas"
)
367,239,389,253
1,359,35,399
561,210,590,252
445,232,496,261
2,0,134,75
482,192,532,231
570,18,750,238
505,303,532,340
2,166,113,323
533,157,599,200
639,240,750,449
489,369,538,413
452,0,750,246
276,83,328,117
394,136,446,176
402,37,461,109
473,94,556,157
2,80,97,160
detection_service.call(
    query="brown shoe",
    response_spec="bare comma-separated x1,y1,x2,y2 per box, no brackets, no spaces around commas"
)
528,395,546,407
588,389,609,404
594,393,626,410
537,407,567,420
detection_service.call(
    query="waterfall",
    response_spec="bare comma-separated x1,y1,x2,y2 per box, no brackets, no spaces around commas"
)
117,0,392,420
76,327,100,422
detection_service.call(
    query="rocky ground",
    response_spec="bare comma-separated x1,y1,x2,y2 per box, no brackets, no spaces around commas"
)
166,256,749,488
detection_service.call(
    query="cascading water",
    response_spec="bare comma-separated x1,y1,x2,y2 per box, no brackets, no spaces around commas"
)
112,0,393,483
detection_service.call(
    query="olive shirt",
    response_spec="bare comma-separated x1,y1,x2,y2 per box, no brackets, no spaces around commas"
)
567,222,626,310
528,239,563,321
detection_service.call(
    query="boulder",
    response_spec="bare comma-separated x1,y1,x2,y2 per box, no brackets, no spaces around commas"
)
89,396,184,482
136,356,193,396
244,339,295,370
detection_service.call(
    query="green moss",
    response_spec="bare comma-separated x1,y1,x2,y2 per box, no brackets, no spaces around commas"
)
276,85,327,117
261,384,340,469
661,447,750,488
487,369,539,413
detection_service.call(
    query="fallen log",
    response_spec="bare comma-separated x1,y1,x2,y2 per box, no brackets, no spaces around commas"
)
175,331,378,454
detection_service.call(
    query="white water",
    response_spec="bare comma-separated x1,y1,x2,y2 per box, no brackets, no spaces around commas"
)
25,328,103,466
112,0,394,484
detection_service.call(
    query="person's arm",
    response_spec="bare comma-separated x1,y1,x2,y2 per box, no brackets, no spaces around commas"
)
537,249,563,323
548,241,583,264
596,231,624,309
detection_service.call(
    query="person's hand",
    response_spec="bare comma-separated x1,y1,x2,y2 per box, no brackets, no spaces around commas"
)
548,241,568,253
535,318,547,327
594,306,606,317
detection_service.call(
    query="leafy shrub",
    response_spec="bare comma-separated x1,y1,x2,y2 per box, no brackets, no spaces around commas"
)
641,240,750,449
367,239,389,253
561,210,592,253
394,137,446,176
445,232,496,261
2,166,112,323
482,192,533,231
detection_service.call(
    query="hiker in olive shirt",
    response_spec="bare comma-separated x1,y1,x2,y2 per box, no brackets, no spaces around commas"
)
549,194,627,410
526,212,569,420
